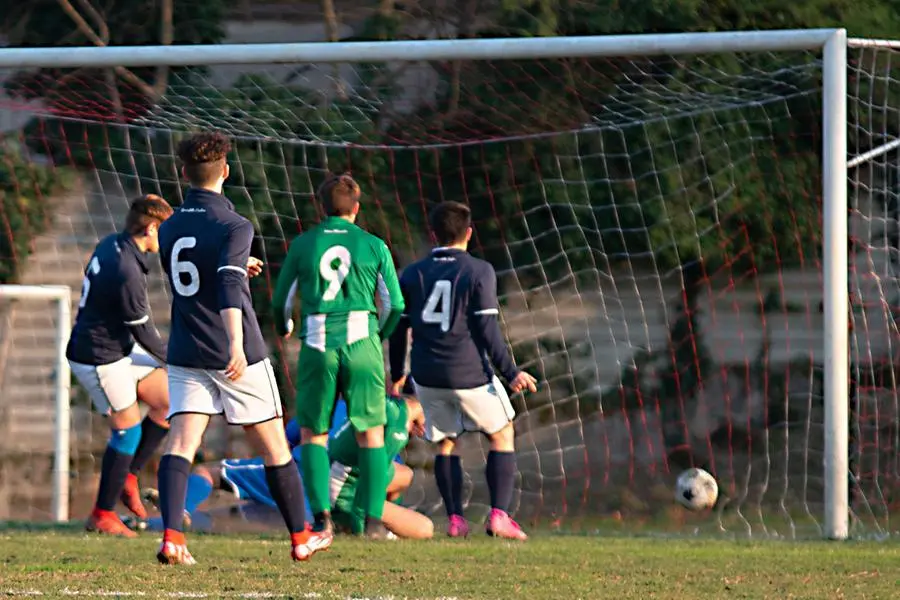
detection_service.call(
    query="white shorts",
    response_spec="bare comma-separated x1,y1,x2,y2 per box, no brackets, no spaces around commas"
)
414,375,515,442
167,358,282,425
69,345,161,415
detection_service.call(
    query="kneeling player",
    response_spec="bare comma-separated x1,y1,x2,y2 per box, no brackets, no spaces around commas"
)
67,195,174,537
143,396,432,540
328,395,432,539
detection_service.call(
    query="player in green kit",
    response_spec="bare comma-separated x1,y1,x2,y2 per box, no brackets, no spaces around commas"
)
272,173,404,539
329,394,433,540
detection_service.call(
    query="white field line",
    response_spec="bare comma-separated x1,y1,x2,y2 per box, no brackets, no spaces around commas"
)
3,592,460,600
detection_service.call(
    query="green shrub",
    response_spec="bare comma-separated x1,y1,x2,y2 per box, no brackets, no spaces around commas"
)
0,141,76,283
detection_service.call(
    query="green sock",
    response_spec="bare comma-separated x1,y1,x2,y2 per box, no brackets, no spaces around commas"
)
300,443,331,515
359,446,388,520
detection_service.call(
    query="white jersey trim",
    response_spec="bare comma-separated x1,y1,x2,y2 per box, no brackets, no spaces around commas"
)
217,265,247,276
376,272,391,327
347,311,369,345
306,314,326,351
283,278,298,333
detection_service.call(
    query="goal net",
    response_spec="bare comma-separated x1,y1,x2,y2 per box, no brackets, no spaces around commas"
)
0,32,892,538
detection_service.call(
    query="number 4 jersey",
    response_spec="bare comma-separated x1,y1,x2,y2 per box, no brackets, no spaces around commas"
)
158,188,268,370
272,216,404,349
389,247,519,390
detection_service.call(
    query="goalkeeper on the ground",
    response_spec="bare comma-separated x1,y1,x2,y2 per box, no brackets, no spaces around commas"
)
141,395,433,540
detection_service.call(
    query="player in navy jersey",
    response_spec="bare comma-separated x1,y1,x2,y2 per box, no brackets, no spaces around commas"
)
155,131,329,565
389,201,537,540
67,194,173,538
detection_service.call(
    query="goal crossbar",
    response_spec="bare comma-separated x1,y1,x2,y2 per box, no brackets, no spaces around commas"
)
0,29,851,539
0,29,840,68
0,285,72,522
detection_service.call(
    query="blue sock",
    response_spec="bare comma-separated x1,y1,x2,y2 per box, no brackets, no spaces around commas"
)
184,474,214,515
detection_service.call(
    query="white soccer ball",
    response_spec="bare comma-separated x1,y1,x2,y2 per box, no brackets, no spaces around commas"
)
675,468,718,511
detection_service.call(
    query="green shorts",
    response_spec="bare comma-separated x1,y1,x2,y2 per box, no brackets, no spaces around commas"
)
332,463,395,535
296,335,386,434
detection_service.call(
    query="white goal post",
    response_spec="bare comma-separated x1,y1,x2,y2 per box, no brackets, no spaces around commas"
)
0,29,853,538
0,285,72,522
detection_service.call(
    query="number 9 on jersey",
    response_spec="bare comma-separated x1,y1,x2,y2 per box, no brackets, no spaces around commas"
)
319,245,351,301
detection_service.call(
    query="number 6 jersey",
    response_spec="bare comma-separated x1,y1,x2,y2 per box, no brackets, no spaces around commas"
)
271,215,404,350
66,232,168,366
158,188,268,370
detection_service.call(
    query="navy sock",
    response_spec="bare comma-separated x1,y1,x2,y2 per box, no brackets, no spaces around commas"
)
184,474,214,515
435,455,464,518
95,446,134,511
265,460,307,534
157,454,191,532
129,418,168,475
434,455,455,517
450,455,464,516
486,451,516,513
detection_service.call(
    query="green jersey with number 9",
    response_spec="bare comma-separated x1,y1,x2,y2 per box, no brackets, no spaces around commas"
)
272,216,404,350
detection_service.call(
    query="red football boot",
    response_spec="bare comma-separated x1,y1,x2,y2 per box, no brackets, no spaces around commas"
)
85,508,137,538
120,473,148,519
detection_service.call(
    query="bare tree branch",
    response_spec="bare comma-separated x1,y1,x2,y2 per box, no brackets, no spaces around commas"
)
321,0,347,101
445,0,477,119
73,0,109,43
55,0,161,102
321,0,340,43
104,68,126,123
56,0,104,46
152,0,173,100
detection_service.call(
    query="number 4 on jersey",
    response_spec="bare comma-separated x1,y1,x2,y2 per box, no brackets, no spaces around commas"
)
422,280,451,332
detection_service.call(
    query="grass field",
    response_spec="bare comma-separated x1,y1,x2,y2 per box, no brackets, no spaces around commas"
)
2,528,900,599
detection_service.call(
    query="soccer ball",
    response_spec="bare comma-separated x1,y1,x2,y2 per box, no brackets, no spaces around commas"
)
675,468,718,511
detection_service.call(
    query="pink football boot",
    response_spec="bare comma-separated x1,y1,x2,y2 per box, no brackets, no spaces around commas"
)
447,514,470,538
485,509,528,541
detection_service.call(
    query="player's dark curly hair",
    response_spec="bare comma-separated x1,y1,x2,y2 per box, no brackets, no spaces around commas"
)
317,173,361,217
124,194,174,235
429,201,471,246
177,131,232,188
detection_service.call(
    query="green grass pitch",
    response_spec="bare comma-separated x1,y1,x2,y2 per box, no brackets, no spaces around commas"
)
2,529,900,599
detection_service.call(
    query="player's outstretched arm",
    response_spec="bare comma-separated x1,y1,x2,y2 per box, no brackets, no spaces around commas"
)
271,237,302,337
218,220,254,380
387,321,410,396
119,268,168,363
469,265,536,393
375,241,405,340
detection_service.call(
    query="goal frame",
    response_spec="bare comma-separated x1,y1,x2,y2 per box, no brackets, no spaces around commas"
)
0,285,72,522
0,29,850,538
